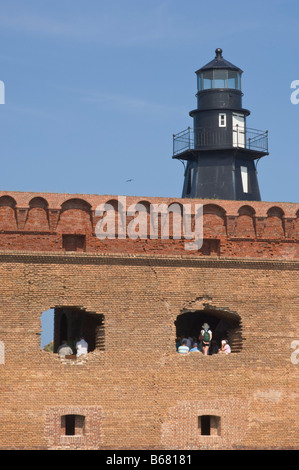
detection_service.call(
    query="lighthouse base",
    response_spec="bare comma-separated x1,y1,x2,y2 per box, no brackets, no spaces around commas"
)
182,150,262,201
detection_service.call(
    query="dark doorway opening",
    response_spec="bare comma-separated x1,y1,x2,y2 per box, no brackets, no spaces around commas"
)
198,415,221,436
62,414,85,436
62,234,86,252
200,415,211,435
65,415,76,436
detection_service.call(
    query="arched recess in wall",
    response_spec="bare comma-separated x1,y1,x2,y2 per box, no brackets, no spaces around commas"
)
175,307,243,354
149,201,185,241
0,196,17,230
57,198,92,233
261,206,285,239
129,199,184,240
167,202,184,240
235,205,256,238
203,204,226,238
95,198,123,239
40,306,105,355
25,197,49,231
127,200,151,240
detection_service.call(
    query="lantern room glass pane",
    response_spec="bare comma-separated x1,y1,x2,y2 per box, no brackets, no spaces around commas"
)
237,72,242,90
213,70,227,88
228,70,238,89
202,71,212,89
197,73,203,91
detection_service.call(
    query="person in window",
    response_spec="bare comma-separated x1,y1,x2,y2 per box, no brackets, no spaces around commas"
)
200,323,212,356
76,336,88,357
176,337,182,351
189,342,200,353
57,340,73,357
181,336,192,349
218,339,231,355
178,339,189,354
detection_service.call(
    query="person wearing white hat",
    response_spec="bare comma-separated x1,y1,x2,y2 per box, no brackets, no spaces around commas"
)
218,339,231,355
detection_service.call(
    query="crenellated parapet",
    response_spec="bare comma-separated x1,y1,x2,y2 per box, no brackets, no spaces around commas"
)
0,191,298,259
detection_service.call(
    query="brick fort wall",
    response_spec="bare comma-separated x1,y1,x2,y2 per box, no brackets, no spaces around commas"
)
0,191,298,449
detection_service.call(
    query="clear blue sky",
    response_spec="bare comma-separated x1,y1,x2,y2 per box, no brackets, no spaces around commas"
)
1,0,297,348
0,0,298,204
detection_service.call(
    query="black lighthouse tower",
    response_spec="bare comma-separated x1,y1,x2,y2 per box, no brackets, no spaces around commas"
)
173,48,269,200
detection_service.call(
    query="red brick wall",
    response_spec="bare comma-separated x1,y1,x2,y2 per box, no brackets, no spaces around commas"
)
0,191,298,259
0,251,298,449
0,191,298,450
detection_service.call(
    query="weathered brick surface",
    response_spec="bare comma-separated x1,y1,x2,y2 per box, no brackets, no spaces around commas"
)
0,191,297,259
0,191,298,449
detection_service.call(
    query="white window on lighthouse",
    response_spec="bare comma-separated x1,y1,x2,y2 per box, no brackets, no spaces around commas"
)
219,113,226,127
240,166,249,193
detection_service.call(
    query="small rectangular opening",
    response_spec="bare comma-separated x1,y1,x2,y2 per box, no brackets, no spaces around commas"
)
199,415,221,436
200,415,211,435
65,415,76,436
62,414,85,436
200,239,220,256
63,234,86,252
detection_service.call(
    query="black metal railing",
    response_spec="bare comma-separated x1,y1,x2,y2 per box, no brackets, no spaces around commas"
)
173,126,268,156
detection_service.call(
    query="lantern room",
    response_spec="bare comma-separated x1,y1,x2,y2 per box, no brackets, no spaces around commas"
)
196,48,242,91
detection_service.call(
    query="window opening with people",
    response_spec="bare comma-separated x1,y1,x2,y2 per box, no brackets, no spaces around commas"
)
175,309,242,355
41,306,105,358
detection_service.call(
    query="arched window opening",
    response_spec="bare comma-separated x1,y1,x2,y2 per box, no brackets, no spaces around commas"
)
41,307,105,356
175,309,242,354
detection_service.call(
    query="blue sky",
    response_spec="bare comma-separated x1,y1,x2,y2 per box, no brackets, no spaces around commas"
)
1,0,297,348
0,0,298,204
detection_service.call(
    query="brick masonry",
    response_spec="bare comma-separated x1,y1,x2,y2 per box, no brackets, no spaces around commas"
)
0,191,298,449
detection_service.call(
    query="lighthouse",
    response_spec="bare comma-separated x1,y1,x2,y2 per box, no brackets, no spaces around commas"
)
173,48,269,201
